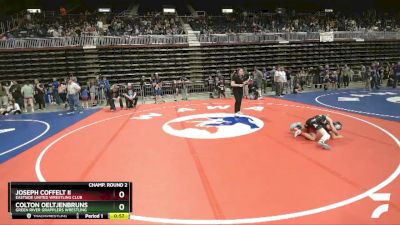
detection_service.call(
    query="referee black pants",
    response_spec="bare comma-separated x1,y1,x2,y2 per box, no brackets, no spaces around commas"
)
233,89,243,113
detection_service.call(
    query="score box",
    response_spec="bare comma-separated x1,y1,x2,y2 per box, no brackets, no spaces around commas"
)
8,182,132,219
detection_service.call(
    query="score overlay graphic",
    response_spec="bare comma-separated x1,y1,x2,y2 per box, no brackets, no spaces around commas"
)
8,182,132,220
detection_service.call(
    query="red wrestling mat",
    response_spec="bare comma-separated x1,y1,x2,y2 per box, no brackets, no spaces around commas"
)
0,97,399,225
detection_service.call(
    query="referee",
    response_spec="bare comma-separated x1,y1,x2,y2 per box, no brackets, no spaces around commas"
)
231,67,248,115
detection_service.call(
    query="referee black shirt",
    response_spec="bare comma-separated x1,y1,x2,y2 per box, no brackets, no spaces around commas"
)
231,74,244,92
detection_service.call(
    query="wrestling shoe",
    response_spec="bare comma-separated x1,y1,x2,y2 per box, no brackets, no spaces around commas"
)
235,111,243,117
318,141,331,150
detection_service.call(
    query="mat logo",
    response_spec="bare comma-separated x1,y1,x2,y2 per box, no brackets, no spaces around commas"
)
162,113,264,139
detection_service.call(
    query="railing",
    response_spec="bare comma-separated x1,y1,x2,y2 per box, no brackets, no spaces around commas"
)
197,32,322,43
0,35,188,49
0,18,18,35
198,33,279,43
96,35,188,46
198,31,400,44
110,80,222,103
333,31,400,40
1,31,400,49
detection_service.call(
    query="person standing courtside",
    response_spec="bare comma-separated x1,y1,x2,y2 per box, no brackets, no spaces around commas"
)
231,67,248,116
34,79,46,110
0,83,8,108
21,81,35,113
243,72,250,99
180,75,190,101
393,61,400,88
275,66,287,97
67,77,83,113
153,73,164,103
9,81,23,110
253,66,263,99
52,78,62,105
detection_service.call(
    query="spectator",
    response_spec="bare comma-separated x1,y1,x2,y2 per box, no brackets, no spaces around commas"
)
34,79,46,110
99,75,110,104
21,81,34,113
173,79,179,101
207,75,214,93
152,73,163,103
285,68,292,94
293,81,302,94
253,66,263,98
349,67,355,83
393,62,400,88
371,63,380,90
270,66,277,92
323,71,330,91
314,66,324,89
386,63,394,87
375,62,383,86
123,83,138,109
52,78,62,105
139,76,146,97
1,99,21,115
298,68,307,90
9,81,23,110
58,81,67,107
306,67,313,88
89,82,98,106
243,71,251,99
330,71,338,90
216,74,226,99
67,77,84,113
180,75,190,101
336,66,343,88
81,86,90,108
262,68,269,94
109,84,123,111
362,66,371,91
60,6,67,16
275,66,287,97
0,83,8,107
46,86,54,104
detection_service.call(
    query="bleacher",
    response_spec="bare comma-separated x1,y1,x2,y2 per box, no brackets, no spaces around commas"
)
198,40,400,81
97,46,192,83
0,37,400,85
0,48,94,83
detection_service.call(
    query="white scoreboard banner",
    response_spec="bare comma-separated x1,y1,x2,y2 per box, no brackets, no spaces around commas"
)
320,32,334,42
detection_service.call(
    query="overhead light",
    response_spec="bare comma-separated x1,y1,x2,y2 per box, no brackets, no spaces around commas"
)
325,9,334,13
276,8,285,14
222,8,233,14
27,9,41,13
98,8,111,13
163,8,176,13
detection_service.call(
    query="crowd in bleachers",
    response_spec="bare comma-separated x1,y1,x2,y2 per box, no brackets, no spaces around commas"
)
2,9,400,39
3,11,184,39
188,11,400,34
108,13,184,36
